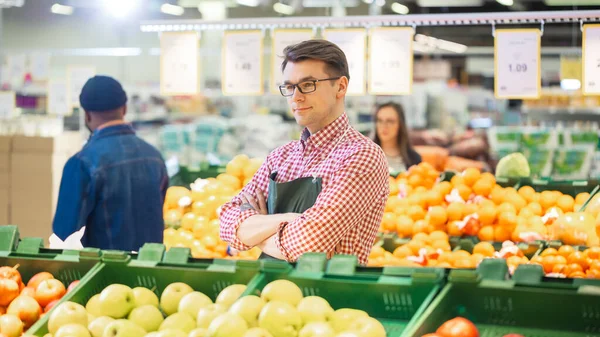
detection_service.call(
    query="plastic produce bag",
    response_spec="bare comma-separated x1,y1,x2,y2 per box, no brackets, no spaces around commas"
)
48,226,86,250
548,213,599,246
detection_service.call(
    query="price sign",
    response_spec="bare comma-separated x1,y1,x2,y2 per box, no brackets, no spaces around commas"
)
583,24,600,96
0,91,16,119
494,29,541,99
47,80,70,116
324,29,367,95
222,30,263,95
30,52,51,81
271,29,314,94
160,32,200,96
368,27,414,95
67,66,96,109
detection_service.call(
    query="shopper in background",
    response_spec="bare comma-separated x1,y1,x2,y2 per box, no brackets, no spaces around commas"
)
220,40,389,265
52,75,168,251
373,102,422,173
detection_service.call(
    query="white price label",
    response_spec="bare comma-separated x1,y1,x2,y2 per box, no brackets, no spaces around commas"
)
67,66,96,108
324,29,367,95
0,91,16,119
222,31,263,95
271,29,314,94
368,27,414,95
29,52,51,81
583,24,600,96
494,29,541,99
160,32,200,96
47,80,70,116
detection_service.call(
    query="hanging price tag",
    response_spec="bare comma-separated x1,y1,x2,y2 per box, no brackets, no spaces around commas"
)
0,91,16,119
583,24,600,96
494,29,541,99
222,30,263,96
324,29,367,95
67,66,96,109
368,27,414,95
160,32,200,96
271,29,314,94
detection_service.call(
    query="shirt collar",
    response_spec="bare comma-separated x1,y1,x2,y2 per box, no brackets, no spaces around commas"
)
300,113,349,148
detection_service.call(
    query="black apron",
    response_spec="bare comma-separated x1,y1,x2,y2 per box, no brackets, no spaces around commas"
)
258,172,322,260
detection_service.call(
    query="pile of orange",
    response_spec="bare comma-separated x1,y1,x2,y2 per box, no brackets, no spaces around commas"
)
529,246,600,279
383,163,596,246
161,154,263,259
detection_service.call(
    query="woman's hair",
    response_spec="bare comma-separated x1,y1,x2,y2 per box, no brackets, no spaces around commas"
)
373,102,414,165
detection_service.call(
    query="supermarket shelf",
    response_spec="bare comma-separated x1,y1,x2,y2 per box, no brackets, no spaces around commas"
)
522,107,600,122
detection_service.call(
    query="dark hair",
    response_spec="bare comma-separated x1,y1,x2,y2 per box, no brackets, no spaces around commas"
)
373,102,415,166
281,40,350,80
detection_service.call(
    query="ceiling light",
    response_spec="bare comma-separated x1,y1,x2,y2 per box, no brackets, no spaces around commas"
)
273,2,294,15
363,0,374,3
544,0,599,5
51,3,74,15
376,0,386,6
103,0,138,19
237,0,260,6
496,0,513,6
391,2,409,14
161,3,184,16
417,0,483,7
415,34,468,53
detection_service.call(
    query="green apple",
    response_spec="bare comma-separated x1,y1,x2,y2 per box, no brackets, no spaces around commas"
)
86,295,103,317
88,314,98,324
55,324,91,337
156,329,186,337
98,284,135,319
260,280,303,306
299,322,335,337
187,328,207,337
160,283,194,316
257,301,302,337
297,297,334,324
102,320,147,337
196,304,226,329
159,313,195,333
347,316,386,337
206,313,248,337
228,295,265,328
215,285,246,309
128,305,164,332
242,328,273,337
48,301,89,334
89,316,115,337
328,309,368,333
133,288,159,308
0,314,24,337
145,333,159,337
177,292,212,318
334,332,362,337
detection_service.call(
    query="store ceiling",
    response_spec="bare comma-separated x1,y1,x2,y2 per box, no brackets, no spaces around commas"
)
3,0,599,48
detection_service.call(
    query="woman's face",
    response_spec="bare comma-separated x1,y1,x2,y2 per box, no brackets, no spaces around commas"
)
376,106,401,143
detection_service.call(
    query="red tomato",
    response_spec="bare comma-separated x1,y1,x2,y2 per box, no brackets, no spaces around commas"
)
436,317,480,337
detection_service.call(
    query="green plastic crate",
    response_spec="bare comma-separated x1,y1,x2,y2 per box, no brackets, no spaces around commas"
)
404,259,600,337
28,244,261,336
242,253,445,337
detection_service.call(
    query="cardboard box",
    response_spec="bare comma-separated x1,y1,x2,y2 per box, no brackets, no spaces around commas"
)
0,136,11,172
0,188,8,225
0,171,8,189
12,132,82,156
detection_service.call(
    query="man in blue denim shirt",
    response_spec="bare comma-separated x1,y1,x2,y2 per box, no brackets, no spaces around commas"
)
52,76,168,251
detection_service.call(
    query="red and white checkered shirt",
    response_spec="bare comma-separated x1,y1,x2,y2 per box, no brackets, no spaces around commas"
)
219,113,389,265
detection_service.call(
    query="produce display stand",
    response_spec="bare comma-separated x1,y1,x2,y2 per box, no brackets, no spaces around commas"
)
169,165,226,187
404,259,600,337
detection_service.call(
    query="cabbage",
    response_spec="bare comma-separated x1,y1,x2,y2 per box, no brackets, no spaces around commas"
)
495,152,531,178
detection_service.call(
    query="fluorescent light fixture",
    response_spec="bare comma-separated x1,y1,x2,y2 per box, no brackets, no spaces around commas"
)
496,0,513,5
376,0,386,6
237,0,260,6
51,3,74,15
391,2,409,14
198,1,227,20
417,0,482,6
544,0,599,5
161,3,184,15
273,2,294,15
363,0,374,3
415,34,468,53
103,0,138,18
561,79,581,91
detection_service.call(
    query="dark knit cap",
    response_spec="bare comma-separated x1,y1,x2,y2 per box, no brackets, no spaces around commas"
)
79,75,127,112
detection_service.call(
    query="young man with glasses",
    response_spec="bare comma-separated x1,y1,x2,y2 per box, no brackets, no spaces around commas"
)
219,40,389,265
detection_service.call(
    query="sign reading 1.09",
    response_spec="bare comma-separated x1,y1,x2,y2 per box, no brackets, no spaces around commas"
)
494,29,541,99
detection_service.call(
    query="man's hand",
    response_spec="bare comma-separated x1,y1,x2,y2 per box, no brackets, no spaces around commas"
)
240,188,268,215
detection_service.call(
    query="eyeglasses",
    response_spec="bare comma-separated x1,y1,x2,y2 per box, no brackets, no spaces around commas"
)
279,77,341,97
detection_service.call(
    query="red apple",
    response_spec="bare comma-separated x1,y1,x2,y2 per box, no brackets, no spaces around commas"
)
34,279,66,307
0,267,22,286
21,287,35,298
44,300,60,313
66,280,80,294
0,279,19,306
0,307,6,315
6,295,42,328
26,272,54,290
